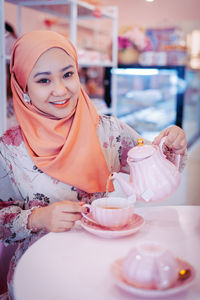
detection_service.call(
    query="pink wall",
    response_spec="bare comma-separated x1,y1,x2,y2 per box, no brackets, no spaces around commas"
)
5,3,49,35
104,0,200,28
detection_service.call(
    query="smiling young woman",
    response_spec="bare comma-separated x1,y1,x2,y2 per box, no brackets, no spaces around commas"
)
0,30,187,299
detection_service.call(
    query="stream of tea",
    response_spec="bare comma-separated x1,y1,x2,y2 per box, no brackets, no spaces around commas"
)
105,174,113,198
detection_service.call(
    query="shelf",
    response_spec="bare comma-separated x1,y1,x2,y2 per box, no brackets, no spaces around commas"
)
0,0,118,135
5,0,115,19
4,0,118,68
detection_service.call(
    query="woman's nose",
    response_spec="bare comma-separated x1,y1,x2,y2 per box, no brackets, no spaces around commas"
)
52,80,66,97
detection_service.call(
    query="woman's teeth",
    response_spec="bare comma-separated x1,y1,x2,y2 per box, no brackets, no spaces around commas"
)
52,100,67,104
50,99,70,108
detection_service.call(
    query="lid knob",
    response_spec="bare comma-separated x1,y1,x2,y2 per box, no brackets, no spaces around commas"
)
137,138,144,146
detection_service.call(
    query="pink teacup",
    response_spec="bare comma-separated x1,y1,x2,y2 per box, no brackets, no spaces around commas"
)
82,197,134,228
122,241,179,290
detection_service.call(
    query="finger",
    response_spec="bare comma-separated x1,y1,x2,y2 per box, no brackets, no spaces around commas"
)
164,133,179,148
152,132,165,145
152,129,167,145
51,227,70,233
62,212,82,222
173,149,186,155
51,221,75,232
165,132,187,152
59,201,84,213
153,126,187,155
61,221,75,230
171,141,187,155
153,126,181,146
168,135,184,149
58,228,71,232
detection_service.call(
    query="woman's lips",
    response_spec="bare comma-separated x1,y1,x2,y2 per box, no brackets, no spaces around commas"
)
50,99,70,108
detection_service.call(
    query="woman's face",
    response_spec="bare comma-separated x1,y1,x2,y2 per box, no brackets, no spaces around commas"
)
27,47,80,119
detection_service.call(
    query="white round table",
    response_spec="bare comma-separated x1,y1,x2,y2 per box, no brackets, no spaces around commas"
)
13,206,200,300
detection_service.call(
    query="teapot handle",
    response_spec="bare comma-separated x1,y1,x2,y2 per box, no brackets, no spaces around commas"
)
159,137,180,170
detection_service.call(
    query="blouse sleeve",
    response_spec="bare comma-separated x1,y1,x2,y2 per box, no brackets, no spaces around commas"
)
115,118,142,173
0,144,37,245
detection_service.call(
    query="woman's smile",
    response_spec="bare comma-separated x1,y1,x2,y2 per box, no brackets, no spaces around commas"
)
50,98,70,107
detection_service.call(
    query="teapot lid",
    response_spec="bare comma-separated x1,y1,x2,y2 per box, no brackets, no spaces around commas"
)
128,138,155,160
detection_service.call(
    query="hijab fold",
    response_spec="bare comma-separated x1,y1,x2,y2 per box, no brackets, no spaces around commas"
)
10,30,113,193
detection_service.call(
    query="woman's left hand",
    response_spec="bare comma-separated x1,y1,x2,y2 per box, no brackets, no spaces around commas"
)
152,125,187,155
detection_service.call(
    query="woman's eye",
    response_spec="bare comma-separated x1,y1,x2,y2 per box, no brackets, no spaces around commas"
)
63,71,73,78
37,78,50,84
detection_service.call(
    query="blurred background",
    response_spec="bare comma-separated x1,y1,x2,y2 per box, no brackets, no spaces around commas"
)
1,0,200,205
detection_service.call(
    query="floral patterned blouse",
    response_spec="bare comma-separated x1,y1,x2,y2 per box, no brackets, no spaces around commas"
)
0,115,186,298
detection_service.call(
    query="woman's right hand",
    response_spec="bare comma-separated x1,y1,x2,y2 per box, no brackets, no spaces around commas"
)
28,200,85,233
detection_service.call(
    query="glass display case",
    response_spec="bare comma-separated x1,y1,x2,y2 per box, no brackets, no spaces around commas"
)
110,65,185,141
182,69,200,146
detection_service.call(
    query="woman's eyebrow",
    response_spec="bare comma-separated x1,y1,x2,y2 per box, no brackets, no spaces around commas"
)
61,65,74,72
33,65,74,78
34,71,50,78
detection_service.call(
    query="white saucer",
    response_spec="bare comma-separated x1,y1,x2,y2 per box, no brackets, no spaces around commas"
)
80,213,145,238
110,257,196,298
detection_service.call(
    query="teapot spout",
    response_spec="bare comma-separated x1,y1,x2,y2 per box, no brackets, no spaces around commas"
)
111,172,136,199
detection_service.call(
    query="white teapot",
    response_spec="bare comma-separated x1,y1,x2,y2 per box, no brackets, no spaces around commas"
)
111,138,180,203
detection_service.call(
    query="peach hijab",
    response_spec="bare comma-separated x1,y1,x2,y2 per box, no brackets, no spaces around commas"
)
10,30,113,193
